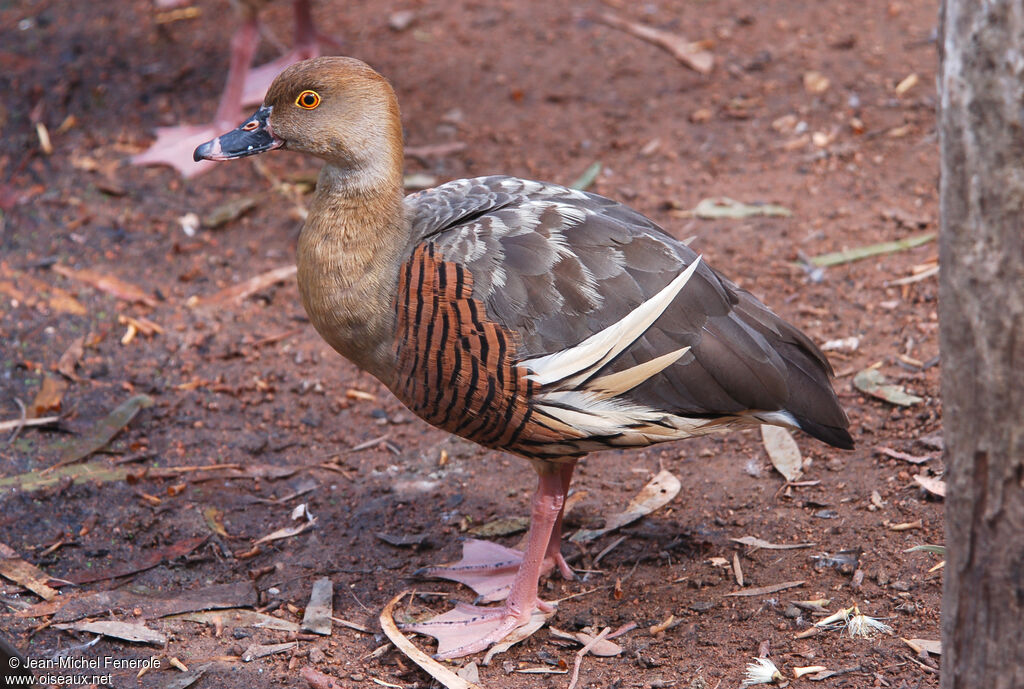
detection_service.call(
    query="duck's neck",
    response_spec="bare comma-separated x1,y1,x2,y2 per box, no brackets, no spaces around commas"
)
296,161,407,384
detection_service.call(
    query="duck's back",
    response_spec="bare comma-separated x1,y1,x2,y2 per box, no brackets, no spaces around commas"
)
393,176,852,461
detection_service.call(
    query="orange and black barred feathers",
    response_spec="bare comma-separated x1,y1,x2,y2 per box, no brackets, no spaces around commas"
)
393,244,578,459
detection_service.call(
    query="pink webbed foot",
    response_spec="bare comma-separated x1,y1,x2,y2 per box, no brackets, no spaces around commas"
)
131,123,227,177
417,538,574,603
400,600,554,659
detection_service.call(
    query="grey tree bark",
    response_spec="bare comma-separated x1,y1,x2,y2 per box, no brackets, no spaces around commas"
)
939,2,1024,689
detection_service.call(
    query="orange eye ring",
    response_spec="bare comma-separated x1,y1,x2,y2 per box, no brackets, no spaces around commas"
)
296,90,321,109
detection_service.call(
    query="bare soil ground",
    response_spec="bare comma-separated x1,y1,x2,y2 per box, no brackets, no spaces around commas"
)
1,1,943,687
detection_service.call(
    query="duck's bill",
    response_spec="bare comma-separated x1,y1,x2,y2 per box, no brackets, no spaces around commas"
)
193,106,283,161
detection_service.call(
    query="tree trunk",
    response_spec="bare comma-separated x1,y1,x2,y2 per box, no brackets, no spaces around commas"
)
939,2,1024,689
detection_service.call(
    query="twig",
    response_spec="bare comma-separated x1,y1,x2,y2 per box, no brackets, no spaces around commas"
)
567,626,611,689
4,399,29,444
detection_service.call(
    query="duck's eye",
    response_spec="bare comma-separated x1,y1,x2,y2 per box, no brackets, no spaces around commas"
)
295,90,321,110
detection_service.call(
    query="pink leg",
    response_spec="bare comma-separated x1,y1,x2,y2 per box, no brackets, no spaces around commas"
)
402,465,572,658
416,461,576,603
133,14,259,176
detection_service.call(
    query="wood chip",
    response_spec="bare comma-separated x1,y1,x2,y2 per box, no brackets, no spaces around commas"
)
902,638,941,655
301,577,333,636
378,591,484,689
725,580,805,597
54,620,166,645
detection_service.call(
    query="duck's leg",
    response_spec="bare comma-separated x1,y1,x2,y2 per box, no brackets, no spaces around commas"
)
416,462,576,603
241,0,336,104
401,463,572,658
133,12,259,176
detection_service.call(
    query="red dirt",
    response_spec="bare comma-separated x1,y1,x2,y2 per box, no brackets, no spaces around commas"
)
1,1,942,687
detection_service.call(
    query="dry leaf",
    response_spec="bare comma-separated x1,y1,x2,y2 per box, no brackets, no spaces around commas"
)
468,516,530,538
31,374,67,418
571,470,681,542
913,474,946,498
902,638,941,655
549,627,623,656
854,368,924,406
761,425,803,482
242,642,296,661
803,70,831,93
0,543,59,600
725,580,804,597
692,197,791,219
202,265,297,305
53,394,154,467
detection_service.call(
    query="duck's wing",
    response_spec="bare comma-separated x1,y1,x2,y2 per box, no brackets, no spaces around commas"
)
402,176,851,457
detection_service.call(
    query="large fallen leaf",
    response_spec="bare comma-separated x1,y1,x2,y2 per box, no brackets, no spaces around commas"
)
761,425,803,481
481,608,555,665
692,197,792,219
253,504,316,544
808,232,935,267
54,620,166,645
379,591,484,689
53,394,154,467
0,543,59,600
549,627,622,657
571,470,681,542
730,536,815,550
52,264,157,306
854,368,924,406
301,577,333,635
594,12,713,74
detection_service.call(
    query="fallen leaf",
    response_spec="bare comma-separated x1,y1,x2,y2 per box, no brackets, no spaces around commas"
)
375,532,429,547
807,232,935,267
30,374,67,418
0,459,133,492
731,536,815,550
904,544,946,556
203,507,228,537
725,580,805,597
57,336,85,381
481,607,556,665
300,577,333,636
164,664,210,689
53,620,166,645
378,591,484,689
0,543,59,600
403,173,437,190
52,264,157,306
913,474,946,498
902,638,941,655
253,504,316,545
549,627,623,656
761,425,803,481
468,516,529,538
594,12,713,73
692,197,791,219
854,368,924,406
571,469,681,542
53,394,154,467
894,73,919,95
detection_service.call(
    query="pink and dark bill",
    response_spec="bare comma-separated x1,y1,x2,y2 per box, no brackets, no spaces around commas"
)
194,106,283,161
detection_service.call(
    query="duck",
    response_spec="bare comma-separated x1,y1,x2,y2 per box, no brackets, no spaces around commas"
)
133,0,331,177
194,56,853,659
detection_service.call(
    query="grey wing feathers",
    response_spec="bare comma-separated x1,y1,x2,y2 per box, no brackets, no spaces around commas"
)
407,175,852,449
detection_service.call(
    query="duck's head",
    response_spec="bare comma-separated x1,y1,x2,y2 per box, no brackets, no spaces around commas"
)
195,56,402,181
